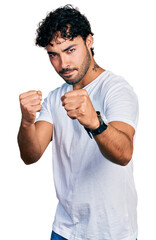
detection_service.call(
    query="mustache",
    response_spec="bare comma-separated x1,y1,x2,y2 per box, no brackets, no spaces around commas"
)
59,68,78,74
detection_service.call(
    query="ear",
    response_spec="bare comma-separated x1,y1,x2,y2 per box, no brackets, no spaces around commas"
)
86,34,93,49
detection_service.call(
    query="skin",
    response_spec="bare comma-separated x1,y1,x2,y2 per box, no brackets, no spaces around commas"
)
18,33,135,166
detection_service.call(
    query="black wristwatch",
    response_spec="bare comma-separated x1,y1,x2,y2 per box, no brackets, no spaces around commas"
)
85,111,108,139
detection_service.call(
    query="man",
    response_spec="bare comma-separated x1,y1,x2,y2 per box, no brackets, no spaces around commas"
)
18,5,139,240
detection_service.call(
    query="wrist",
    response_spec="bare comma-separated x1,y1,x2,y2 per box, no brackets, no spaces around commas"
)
84,111,108,139
89,116,100,130
21,119,35,128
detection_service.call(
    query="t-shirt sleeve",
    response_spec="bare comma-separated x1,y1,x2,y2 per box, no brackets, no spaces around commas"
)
36,93,53,124
105,80,139,130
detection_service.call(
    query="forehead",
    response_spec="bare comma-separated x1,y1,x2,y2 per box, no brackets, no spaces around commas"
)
46,35,84,51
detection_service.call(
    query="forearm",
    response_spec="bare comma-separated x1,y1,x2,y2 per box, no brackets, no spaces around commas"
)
61,89,134,166
18,120,41,165
94,123,133,166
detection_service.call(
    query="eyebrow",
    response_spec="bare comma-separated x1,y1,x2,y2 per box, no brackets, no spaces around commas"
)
47,44,77,55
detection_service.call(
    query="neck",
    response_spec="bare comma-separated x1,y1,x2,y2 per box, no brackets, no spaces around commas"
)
73,59,105,90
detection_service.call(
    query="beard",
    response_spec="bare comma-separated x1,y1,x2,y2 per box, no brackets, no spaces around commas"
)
58,47,91,85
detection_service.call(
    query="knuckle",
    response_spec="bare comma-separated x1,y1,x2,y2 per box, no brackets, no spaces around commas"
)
64,93,68,98
33,94,38,100
20,99,25,106
19,93,25,101
67,111,71,117
67,112,76,119
67,111,72,118
37,90,42,95
25,105,31,112
81,108,85,115
64,105,68,111
19,94,22,100
78,107,85,115
82,95,87,102
62,98,67,105
26,105,34,113
38,99,42,105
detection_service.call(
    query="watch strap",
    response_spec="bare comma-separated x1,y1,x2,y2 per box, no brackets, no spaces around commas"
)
85,111,108,139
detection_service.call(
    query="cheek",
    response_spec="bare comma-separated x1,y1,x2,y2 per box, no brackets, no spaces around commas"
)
72,51,84,66
50,58,60,71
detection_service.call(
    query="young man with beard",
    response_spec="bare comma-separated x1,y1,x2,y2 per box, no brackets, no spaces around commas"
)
18,5,139,240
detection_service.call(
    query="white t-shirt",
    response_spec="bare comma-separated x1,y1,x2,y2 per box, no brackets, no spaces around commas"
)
36,70,139,240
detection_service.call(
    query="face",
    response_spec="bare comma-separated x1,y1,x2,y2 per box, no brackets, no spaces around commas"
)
46,35,92,85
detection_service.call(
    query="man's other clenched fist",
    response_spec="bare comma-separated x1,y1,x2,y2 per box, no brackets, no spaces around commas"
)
19,90,42,126
61,89,100,130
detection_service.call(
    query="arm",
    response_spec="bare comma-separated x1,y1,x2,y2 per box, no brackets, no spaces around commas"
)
18,91,53,165
93,121,134,166
61,89,134,166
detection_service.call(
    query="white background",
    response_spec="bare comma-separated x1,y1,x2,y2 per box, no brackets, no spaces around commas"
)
0,0,156,239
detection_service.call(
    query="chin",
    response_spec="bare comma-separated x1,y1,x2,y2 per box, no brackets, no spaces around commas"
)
65,78,82,85
62,75,81,85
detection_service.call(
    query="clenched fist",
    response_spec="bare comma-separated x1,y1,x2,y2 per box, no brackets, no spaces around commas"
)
19,90,42,126
61,89,100,129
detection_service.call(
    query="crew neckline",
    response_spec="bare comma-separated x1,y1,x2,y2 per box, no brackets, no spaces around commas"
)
69,70,109,91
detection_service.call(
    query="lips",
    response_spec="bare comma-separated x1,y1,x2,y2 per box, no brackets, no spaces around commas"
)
59,68,78,75
63,70,75,75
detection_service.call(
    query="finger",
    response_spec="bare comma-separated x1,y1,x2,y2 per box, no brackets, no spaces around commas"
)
61,96,76,106
19,90,38,100
37,90,42,97
61,89,88,101
66,89,87,96
66,109,77,119
20,93,41,105
35,104,42,112
27,98,42,106
29,104,42,113
63,102,80,111
61,95,65,102
62,95,83,107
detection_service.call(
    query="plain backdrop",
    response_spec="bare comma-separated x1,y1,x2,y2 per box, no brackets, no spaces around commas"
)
0,0,156,239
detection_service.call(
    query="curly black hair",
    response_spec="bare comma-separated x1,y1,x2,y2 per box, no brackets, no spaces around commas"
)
35,4,94,56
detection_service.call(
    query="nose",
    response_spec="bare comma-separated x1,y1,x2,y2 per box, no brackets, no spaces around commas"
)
60,54,70,69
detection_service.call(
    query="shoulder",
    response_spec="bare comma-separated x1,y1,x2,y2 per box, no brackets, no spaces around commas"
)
102,71,138,100
94,70,134,98
103,71,139,130
102,70,132,89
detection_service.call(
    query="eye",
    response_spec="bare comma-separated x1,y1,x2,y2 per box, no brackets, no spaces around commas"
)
49,53,57,59
67,48,76,54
